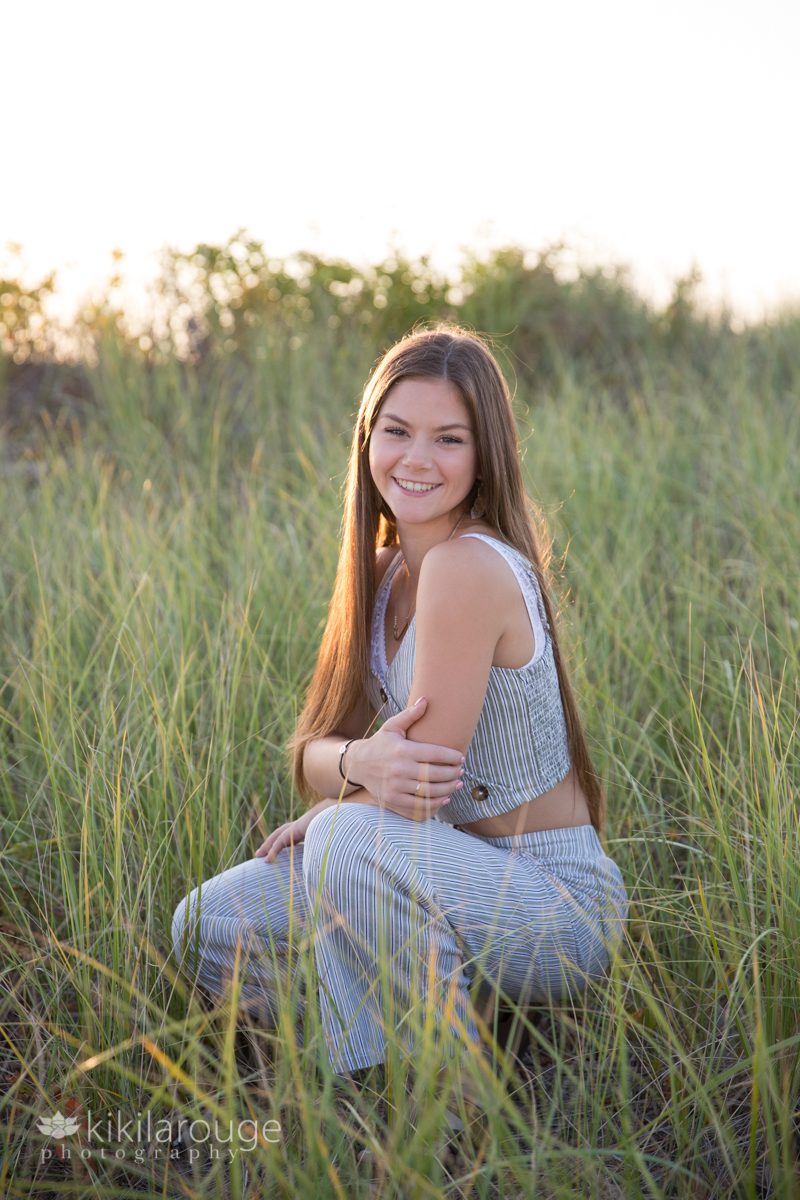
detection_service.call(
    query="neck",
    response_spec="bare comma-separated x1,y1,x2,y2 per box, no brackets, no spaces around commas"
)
395,508,469,586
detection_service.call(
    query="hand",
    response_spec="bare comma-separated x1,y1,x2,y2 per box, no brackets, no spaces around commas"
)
346,697,465,822
254,799,337,863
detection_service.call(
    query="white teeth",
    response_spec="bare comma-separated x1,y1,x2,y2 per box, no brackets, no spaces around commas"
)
395,478,438,493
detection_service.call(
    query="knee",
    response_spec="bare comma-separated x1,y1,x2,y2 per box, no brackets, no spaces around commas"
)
302,802,373,893
172,881,216,971
171,889,196,966
171,877,253,978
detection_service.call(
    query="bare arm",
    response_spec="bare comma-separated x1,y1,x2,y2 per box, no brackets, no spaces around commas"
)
402,538,507,758
302,733,372,803
299,545,467,815
300,546,397,801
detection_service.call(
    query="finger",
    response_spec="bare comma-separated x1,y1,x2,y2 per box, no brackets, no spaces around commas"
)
406,742,466,766
404,763,465,785
404,787,456,810
255,823,289,858
254,834,273,858
268,822,310,862
264,832,290,863
405,778,464,799
382,697,427,731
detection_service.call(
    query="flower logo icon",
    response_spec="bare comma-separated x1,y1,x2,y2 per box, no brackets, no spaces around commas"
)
37,1111,80,1138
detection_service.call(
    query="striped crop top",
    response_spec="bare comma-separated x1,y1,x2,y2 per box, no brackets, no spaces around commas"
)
367,532,572,826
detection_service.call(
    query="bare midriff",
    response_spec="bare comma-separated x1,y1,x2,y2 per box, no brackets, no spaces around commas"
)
454,767,592,837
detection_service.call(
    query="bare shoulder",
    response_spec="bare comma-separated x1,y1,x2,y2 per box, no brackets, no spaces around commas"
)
420,531,515,607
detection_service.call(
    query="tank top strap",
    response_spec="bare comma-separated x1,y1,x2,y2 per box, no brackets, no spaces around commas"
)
458,532,549,663
371,549,405,677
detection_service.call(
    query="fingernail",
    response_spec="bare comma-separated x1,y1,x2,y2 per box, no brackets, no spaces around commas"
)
455,781,463,789
415,696,427,705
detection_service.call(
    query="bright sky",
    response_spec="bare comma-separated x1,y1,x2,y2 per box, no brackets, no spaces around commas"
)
3,0,799,322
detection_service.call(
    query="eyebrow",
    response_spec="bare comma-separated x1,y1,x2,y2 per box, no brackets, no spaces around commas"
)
379,413,472,432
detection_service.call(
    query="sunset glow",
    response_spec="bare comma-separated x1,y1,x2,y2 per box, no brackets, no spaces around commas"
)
2,0,799,320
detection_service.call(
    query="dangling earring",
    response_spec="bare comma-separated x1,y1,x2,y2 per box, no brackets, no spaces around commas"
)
470,479,485,520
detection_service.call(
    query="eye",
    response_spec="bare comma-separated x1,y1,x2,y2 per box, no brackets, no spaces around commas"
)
381,426,464,444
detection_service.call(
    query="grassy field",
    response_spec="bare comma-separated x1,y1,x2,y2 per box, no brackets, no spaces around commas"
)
1,305,798,1197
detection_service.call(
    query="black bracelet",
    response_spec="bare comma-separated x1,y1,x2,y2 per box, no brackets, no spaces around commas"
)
337,739,363,788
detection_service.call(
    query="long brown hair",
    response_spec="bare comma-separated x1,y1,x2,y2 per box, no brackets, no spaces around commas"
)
287,325,605,832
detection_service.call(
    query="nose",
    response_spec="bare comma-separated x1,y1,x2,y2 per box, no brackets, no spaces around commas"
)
401,438,432,469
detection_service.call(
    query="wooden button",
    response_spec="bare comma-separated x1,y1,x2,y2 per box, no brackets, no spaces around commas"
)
380,687,388,703
471,783,490,802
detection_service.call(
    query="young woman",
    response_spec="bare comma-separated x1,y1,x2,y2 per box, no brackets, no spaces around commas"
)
171,325,627,1086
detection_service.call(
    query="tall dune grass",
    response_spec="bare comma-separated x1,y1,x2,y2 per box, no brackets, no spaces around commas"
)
1,319,798,1198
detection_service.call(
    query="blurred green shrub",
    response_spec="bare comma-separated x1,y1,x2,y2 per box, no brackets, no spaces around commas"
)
1,232,799,439
142,231,455,363
0,265,57,363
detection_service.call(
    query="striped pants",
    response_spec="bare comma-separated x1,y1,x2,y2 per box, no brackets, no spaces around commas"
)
171,803,627,1075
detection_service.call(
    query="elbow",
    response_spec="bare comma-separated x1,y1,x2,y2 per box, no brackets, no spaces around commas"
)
301,743,325,801
301,743,315,793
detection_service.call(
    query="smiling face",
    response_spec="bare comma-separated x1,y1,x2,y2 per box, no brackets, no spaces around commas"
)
368,376,478,535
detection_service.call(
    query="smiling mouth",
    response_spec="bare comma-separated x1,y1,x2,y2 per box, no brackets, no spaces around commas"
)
393,477,442,494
